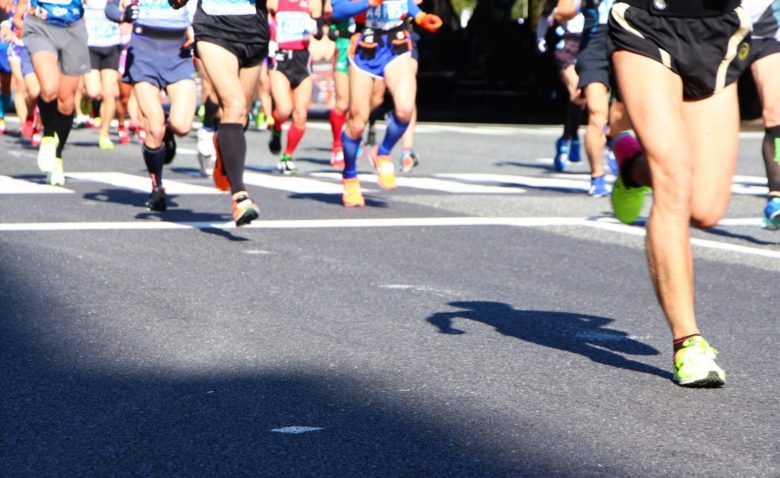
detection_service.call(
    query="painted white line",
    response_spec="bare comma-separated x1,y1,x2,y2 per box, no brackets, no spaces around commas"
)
66,172,222,195
270,426,323,434
175,147,197,156
312,172,524,194
243,171,345,194
0,175,72,194
437,173,591,193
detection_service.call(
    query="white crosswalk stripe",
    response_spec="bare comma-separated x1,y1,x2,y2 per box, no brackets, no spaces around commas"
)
0,175,72,194
243,171,349,194
65,172,222,194
311,172,525,194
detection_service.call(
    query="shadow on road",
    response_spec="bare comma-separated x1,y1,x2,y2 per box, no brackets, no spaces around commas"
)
427,301,670,380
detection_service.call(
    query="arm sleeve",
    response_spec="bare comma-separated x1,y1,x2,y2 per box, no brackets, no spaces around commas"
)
331,0,369,21
104,0,123,23
406,0,421,19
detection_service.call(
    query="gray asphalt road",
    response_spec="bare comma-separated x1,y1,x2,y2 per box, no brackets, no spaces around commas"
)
1,120,778,477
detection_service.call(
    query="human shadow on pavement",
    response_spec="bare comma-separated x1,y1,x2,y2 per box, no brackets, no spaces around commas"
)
288,192,389,208
702,226,780,246
427,301,671,380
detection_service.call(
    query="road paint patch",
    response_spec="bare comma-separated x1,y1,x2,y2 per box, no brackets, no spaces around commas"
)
0,175,72,194
243,171,346,194
242,249,271,255
437,173,590,193
271,426,323,434
379,284,462,297
312,172,524,194
66,172,222,195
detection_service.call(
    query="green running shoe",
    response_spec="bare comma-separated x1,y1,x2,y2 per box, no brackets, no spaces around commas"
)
611,176,649,224
47,158,65,186
673,336,725,387
37,135,59,173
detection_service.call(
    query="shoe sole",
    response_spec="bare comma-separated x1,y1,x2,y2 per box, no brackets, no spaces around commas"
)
674,371,725,388
235,207,259,227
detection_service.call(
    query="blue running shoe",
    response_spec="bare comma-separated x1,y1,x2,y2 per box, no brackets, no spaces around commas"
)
589,175,609,197
569,137,581,163
764,197,780,230
554,137,570,171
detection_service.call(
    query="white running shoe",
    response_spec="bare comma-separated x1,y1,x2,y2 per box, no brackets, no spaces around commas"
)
197,128,216,177
37,135,58,173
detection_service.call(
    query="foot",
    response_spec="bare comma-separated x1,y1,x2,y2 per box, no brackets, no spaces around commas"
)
569,137,581,163
400,149,419,173
342,177,365,207
232,191,260,226
277,153,297,175
118,128,131,145
588,175,608,197
553,137,569,172
268,129,282,155
330,149,345,170
369,146,397,190
764,197,780,230
673,336,725,387
0,119,6,135
37,135,59,173
46,158,65,186
610,133,650,224
145,186,167,211
98,136,115,150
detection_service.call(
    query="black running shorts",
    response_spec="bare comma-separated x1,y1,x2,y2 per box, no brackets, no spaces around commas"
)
608,2,751,99
89,45,121,71
271,48,312,89
575,26,610,89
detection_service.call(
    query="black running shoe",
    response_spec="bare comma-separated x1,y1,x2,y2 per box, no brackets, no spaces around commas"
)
268,129,282,155
146,187,167,211
163,126,176,164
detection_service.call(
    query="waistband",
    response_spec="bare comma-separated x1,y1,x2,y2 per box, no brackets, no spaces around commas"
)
132,24,187,39
618,0,740,17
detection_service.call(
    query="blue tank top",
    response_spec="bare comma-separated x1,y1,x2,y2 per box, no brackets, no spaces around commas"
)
31,0,84,27
136,0,195,29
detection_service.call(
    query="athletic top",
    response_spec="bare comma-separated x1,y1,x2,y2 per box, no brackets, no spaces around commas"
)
6,0,25,45
742,0,778,27
618,0,741,16
272,0,312,50
105,0,195,30
332,0,421,31
85,0,121,46
30,0,84,27
577,0,612,37
192,0,269,44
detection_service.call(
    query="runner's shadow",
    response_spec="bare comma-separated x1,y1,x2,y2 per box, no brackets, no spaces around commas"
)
288,193,388,208
702,227,780,246
427,301,671,380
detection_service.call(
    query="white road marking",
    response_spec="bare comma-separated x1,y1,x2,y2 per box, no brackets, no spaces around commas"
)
311,172,524,194
270,426,323,434
175,147,197,156
0,175,72,194
1,216,776,259
243,171,345,194
65,172,222,195
437,173,591,193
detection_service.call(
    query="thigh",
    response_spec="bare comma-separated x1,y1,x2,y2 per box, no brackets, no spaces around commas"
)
383,55,416,108
269,69,292,112
100,68,119,97
239,64,261,111
292,75,312,118
195,41,242,107
31,50,61,95
348,64,373,122
165,79,196,131
133,81,165,130
84,69,102,98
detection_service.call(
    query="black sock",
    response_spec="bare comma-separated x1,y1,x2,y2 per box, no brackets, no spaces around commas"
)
37,97,58,138
91,99,102,118
673,334,700,352
54,110,74,158
203,97,218,130
562,103,583,141
216,123,246,194
143,144,166,188
763,125,780,193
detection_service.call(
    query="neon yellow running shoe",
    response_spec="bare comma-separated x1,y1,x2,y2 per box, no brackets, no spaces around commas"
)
611,177,649,224
37,135,59,173
98,136,115,150
673,336,725,387
47,158,65,186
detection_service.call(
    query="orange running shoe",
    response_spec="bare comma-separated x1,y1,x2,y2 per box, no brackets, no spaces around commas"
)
368,145,397,190
342,177,365,207
212,132,231,191
232,191,260,226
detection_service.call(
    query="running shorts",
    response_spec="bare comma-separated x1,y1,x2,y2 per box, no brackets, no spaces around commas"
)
608,2,751,99
22,15,90,76
271,48,311,89
349,27,412,79
748,1,780,62
195,35,267,69
9,44,36,76
333,36,350,74
0,43,10,74
575,26,610,89
123,33,195,89
555,36,581,71
89,45,122,71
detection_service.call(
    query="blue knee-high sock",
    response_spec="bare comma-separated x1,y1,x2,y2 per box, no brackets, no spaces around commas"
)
0,94,7,118
378,112,409,156
342,131,361,179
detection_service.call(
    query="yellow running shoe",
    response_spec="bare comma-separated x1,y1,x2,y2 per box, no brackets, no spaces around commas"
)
673,336,725,387
98,136,115,150
368,146,397,190
342,177,365,207
47,158,65,186
37,135,59,173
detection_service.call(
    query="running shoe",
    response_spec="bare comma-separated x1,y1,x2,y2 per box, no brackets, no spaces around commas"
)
47,158,65,186
605,146,618,176
117,128,131,145
268,129,282,155
197,103,205,123
37,135,58,173
611,177,647,224
232,192,260,226
400,149,419,173
589,175,609,197
31,131,42,147
163,126,176,164
369,146,397,190
673,336,725,387
764,197,780,230
569,137,581,163
330,148,345,170
145,187,167,211
211,133,230,191
342,177,365,207
197,128,216,177
277,153,297,175
0,119,6,135
98,136,115,150
73,114,90,129
21,117,34,139
87,116,102,130
553,137,569,172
